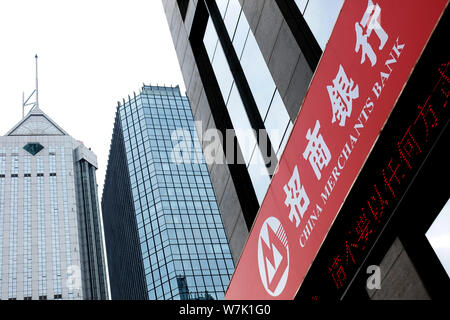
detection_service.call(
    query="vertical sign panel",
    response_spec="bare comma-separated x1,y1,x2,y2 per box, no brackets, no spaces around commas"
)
226,0,448,300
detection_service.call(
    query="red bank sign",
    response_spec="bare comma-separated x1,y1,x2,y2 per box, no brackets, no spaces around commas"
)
226,0,447,300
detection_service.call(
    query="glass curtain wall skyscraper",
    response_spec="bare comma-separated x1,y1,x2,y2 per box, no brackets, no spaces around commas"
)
0,106,108,300
102,85,234,300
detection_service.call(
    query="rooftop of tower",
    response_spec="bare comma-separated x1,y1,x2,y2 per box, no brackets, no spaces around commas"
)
141,84,182,97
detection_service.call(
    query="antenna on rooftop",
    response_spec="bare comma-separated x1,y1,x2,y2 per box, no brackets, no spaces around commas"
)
22,54,39,118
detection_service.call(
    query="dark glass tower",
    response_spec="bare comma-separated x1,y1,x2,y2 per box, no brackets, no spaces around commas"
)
102,85,235,300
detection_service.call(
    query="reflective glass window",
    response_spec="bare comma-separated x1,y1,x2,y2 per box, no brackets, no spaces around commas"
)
239,32,276,119
299,0,344,50
264,90,292,155
211,37,234,101
222,0,241,37
247,149,271,204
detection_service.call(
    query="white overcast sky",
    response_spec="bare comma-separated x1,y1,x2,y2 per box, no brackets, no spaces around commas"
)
0,0,186,194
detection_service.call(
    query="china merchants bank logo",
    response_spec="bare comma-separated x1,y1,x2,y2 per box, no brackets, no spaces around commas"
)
258,217,289,296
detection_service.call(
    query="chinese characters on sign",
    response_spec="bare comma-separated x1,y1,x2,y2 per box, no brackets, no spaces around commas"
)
284,166,309,227
303,120,331,180
284,0,405,256
327,66,359,127
328,61,449,289
355,0,389,66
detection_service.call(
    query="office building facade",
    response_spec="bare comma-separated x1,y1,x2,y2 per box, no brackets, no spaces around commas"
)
162,0,340,266
0,106,108,300
101,85,234,300
163,0,449,300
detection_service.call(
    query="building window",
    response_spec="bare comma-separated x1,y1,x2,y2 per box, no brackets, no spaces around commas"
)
37,157,47,298
203,0,293,203
8,151,19,300
49,148,62,297
23,156,32,298
294,0,344,50
220,0,293,157
61,147,73,299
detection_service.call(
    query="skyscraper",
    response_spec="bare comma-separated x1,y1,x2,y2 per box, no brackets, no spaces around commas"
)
163,0,449,300
0,106,108,300
101,84,235,300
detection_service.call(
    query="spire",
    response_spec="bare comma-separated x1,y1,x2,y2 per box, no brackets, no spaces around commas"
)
22,54,41,118
35,54,39,110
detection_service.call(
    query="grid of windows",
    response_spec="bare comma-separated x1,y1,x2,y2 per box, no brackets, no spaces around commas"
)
23,155,32,298
49,148,62,297
118,85,234,300
0,143,87,300
8,149,19,299
60,147,73,299
37,156,47,297
0,149,5,291
102,112,149,300
0,110,108,300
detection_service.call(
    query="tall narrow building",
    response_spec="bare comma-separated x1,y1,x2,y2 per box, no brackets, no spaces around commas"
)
0,106,108,300
102,85,235,300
